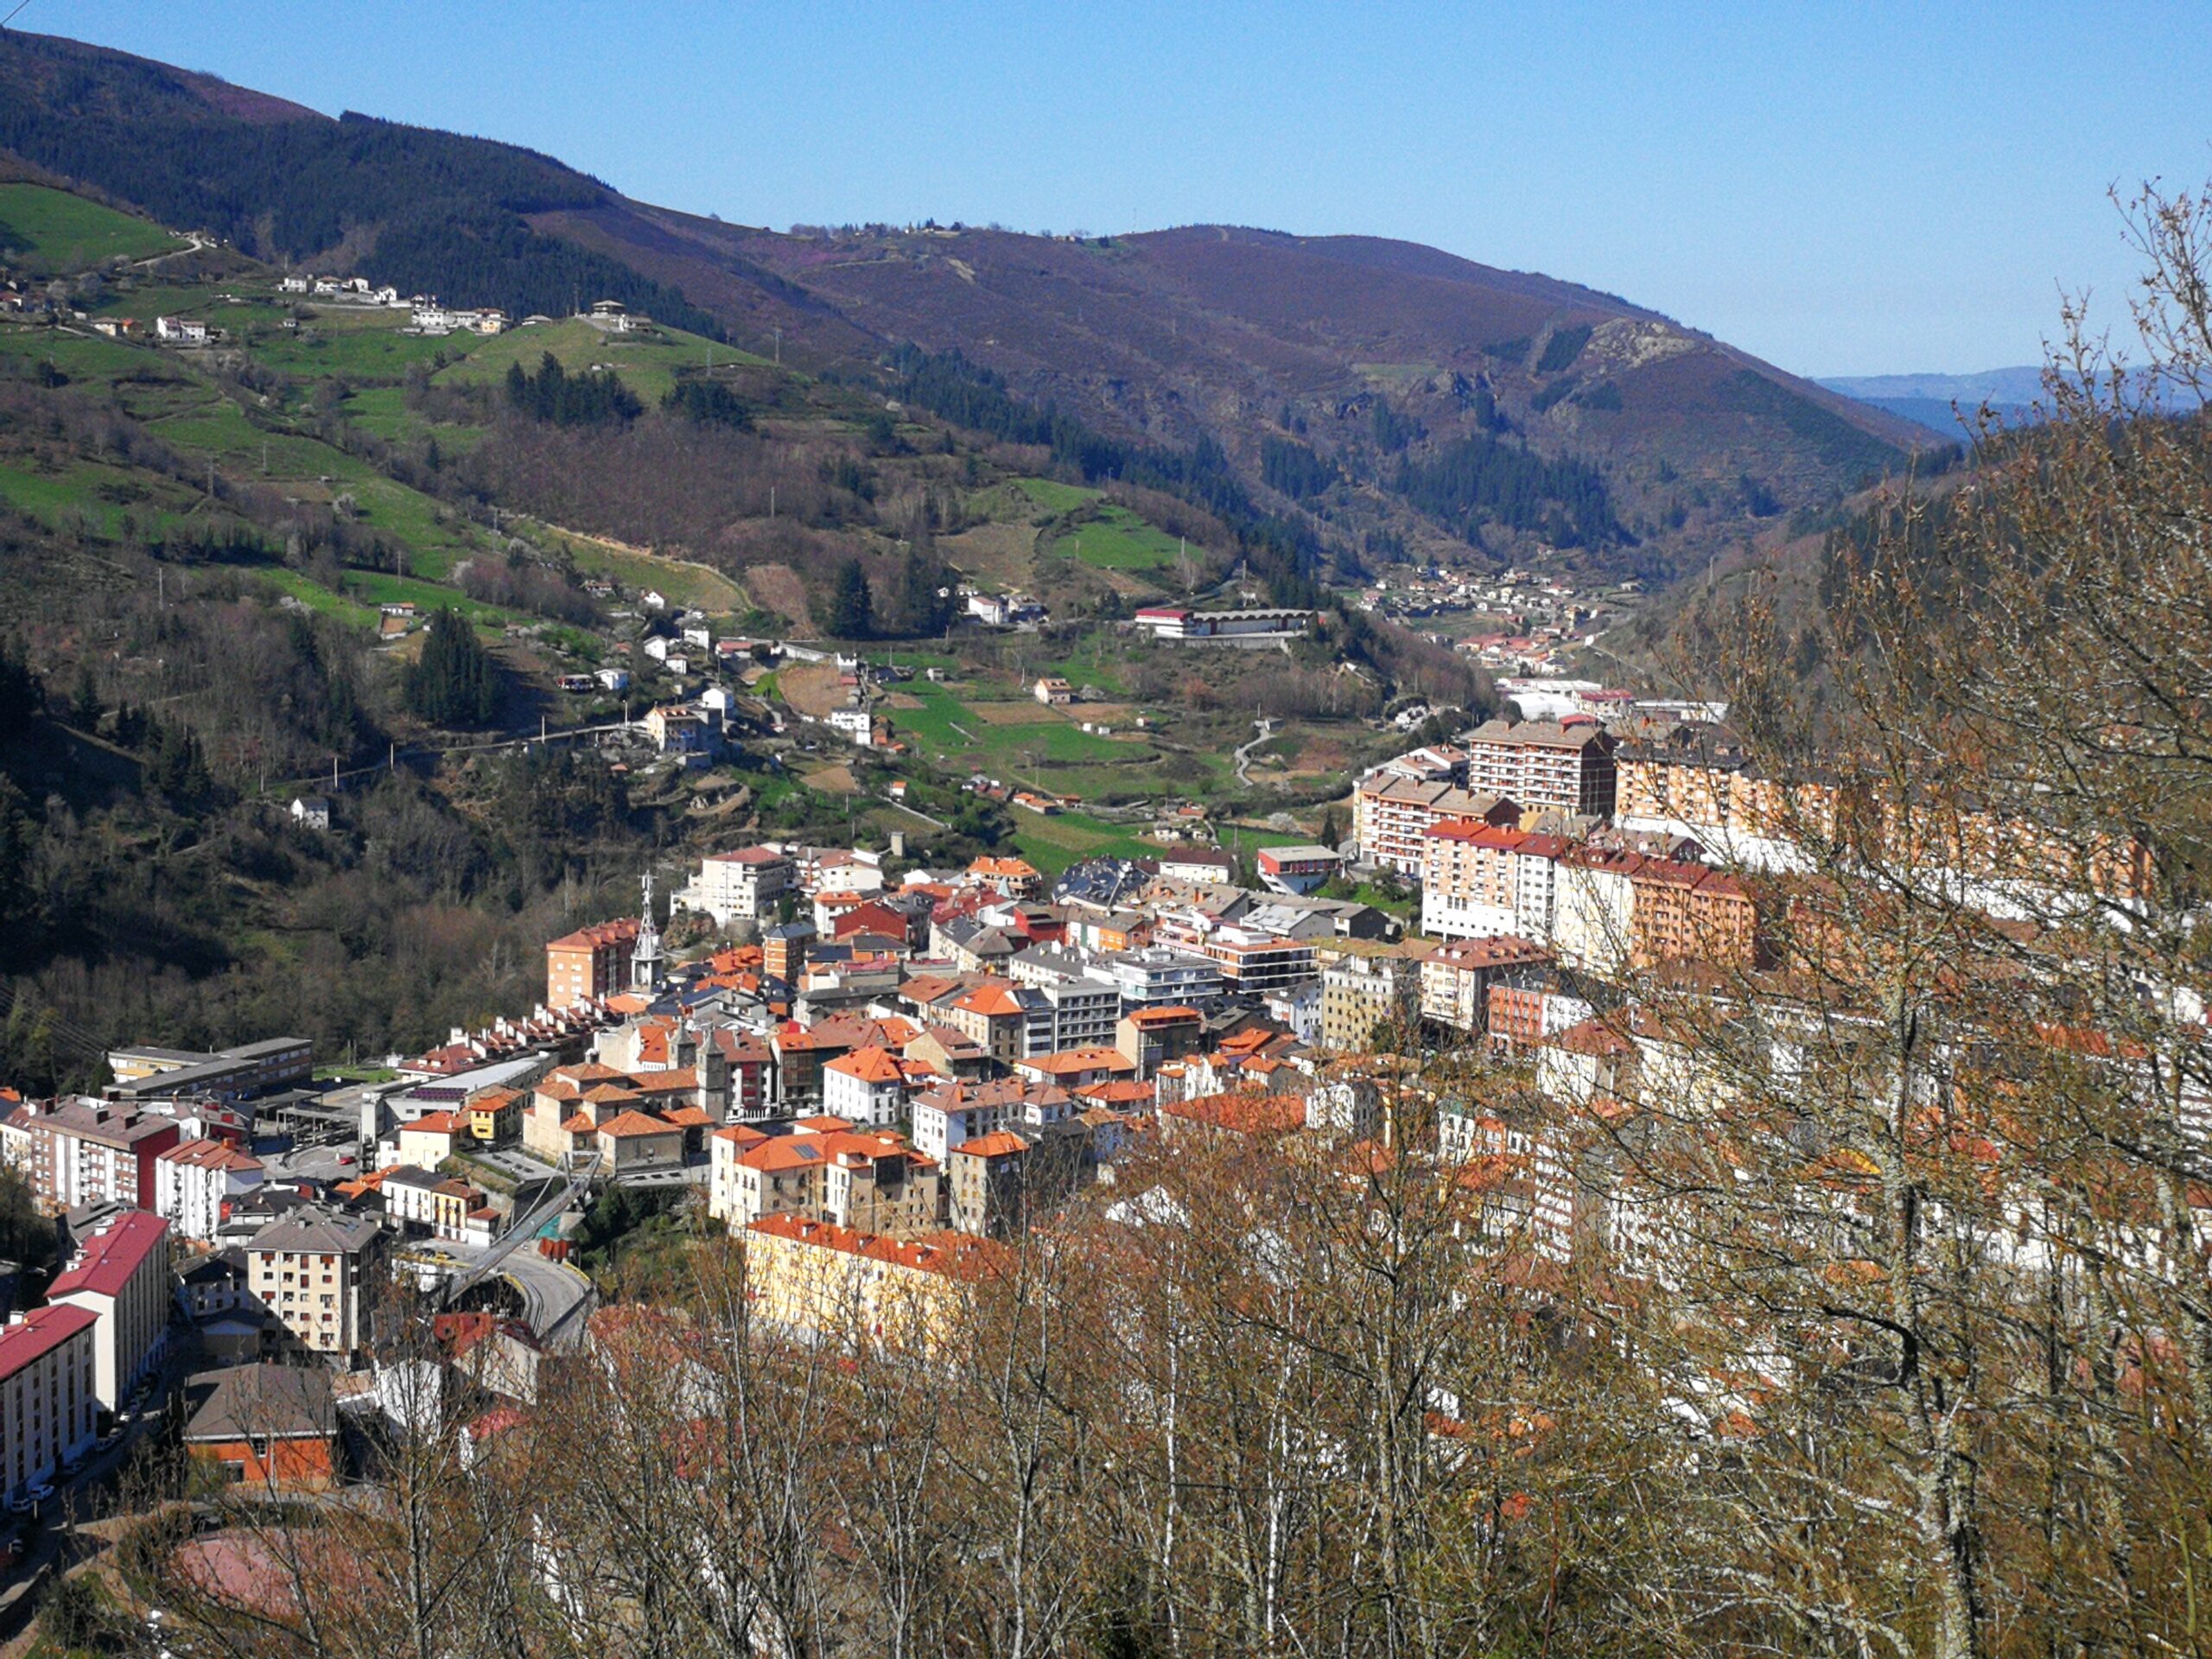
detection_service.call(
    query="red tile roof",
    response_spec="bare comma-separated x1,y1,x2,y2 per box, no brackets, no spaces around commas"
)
0,1303,99,1382
1160,1090,1307,1136
953,1131,1032,1159
597,1110,683,1140
47,1211,169,1301
827,1046,906,1084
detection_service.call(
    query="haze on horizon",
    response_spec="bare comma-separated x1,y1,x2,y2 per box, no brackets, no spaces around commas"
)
20,0,2210,378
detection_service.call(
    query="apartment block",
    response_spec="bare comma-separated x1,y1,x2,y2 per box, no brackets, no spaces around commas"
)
1419,821,1567,943
676,846,795,927
0,1305,99,1503
3,1098,181,1213
544,918,640,1008
156,1137,265,1244
1353,771,1519,876
1464,717,1618,817
1319,951,1422,1053
1418,936,1554,1037
46,1210,172,1413
245,1210,385,1359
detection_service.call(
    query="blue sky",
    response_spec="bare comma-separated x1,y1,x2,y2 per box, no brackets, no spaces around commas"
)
24,1,2211,375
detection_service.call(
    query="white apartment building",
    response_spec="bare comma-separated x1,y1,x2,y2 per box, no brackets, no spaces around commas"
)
46,1210,171,1414
155,1137,265,1243
906,1078,1039,1165
0,1305,99,1503
1021,965,1123,1052
676,846,795,928
1088,948,1222,1008
1418,823,1564,944
821,1047,909,1128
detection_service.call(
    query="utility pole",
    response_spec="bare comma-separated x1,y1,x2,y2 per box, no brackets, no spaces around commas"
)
772,327,781,366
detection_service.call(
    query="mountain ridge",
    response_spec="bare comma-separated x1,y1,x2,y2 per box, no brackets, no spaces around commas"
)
0,26,1941,583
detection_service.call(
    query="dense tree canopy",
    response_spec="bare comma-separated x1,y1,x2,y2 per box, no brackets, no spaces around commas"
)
404,608,502,728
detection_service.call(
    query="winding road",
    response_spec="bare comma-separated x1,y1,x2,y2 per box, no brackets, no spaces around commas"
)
1233,718,1276,786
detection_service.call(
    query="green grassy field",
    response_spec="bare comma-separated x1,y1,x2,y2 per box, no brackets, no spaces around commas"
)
0,183,182,270
0,454,200,537
0,322,154,381
1049,502,1184,573
545,528,749,613
255,569,385,630
252,310,482,379
437,317,772,404
1008,476,1097,516
341,386,489,452
1010,808,1166,875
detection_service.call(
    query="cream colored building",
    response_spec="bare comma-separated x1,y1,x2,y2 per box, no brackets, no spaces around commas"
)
245,1210,385,1358
738,1216,995,1355
46,1210,172,1413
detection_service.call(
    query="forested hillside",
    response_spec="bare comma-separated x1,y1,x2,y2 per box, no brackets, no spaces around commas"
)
0,27,1941,591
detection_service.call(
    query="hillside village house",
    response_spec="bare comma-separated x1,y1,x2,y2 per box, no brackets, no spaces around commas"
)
676,846,795,928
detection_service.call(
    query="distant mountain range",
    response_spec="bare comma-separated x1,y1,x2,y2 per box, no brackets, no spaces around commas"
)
0,27,1940,585
1818,368,2046,438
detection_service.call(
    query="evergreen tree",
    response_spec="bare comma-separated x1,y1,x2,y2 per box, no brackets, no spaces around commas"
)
404,609,503,728
0,638,39,727
823,559,874,639
891,546,953,638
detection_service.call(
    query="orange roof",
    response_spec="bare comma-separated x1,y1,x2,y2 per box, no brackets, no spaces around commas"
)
661,1105,716,1128
598,1110,682,1140
1161,1090,1307,1135
405,1112,461,1135
1022,1047,1136,1077
745,1215,1008,1279
953,982,1025,1017
1077,1079,1155,1104
968,855,1041,880
559,1112,596,1135
827,1046,906,1084
712,1123,771,1147
953,1131,1031,1159
1125,1005,1200,1027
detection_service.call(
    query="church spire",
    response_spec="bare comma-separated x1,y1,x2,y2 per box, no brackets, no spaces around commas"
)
631,869,665,992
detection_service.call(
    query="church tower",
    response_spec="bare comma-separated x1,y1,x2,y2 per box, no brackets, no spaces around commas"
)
631,870,666,993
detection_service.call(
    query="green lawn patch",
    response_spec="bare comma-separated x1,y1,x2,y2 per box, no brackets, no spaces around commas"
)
0,182,183,271
547,528,748,613
1010,476,1098,516
437,317,770,404
1046,502,1182,574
